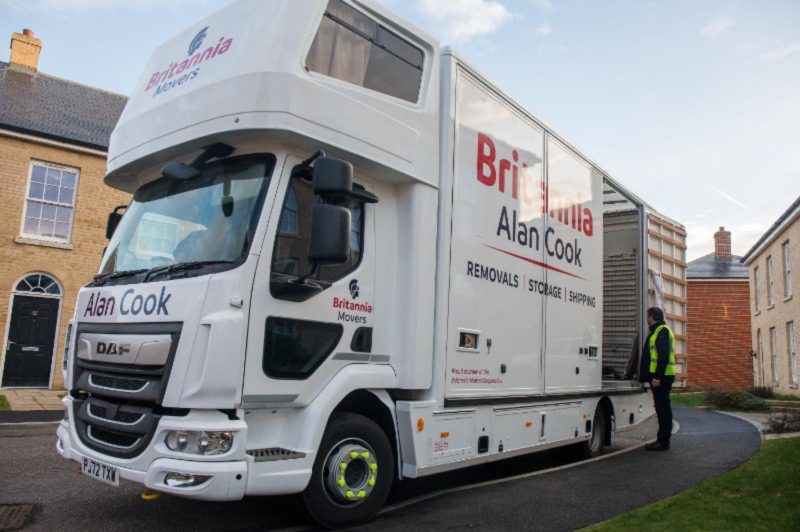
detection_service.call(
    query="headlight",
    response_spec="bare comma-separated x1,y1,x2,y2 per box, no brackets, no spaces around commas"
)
164,472,211,488
165,430,190,452
165,430,233,455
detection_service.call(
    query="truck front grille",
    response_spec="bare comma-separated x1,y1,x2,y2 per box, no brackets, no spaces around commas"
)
89,404,145,425
88,426,141,450
89,374,149,391
71,322,182,459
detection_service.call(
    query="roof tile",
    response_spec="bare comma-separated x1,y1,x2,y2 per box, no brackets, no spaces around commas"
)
687,251,749,279
0,61,127,151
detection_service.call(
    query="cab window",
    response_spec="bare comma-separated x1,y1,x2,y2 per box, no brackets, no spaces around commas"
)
270,172,364,301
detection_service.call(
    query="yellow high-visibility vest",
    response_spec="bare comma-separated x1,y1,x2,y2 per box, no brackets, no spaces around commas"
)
648,324,676,376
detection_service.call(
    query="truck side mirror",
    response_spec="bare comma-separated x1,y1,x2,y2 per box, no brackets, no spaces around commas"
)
309,204,351,264
313,158,353,201
105,205,127,239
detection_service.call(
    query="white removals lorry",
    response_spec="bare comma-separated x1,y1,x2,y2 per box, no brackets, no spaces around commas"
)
56,0,662,527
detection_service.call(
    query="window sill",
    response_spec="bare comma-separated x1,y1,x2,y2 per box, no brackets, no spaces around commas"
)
784,295,793,303
767,304,775,311
755,310,761,316
15,236,73,250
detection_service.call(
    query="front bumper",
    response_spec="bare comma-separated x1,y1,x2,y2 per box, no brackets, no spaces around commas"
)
57,420,248,501
56,397,253,501
56,398,318,500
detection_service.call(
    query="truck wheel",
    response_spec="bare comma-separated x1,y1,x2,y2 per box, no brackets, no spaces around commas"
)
582,406,607,458
302,412,394,529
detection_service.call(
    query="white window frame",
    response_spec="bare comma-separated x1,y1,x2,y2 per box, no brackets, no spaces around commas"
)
753,266,761,312
782,240,793,299
788,321,798,385
757,328,765,387
770,326,779,385
19,160,80,244
766,255,774,307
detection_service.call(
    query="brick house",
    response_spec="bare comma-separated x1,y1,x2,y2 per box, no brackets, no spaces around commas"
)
742,196,800,396
686,228,752,390
0,29,127,390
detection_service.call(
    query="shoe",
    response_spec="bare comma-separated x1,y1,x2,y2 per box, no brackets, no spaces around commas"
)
645,442,670,451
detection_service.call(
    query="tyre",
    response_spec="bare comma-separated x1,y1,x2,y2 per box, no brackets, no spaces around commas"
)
549,406,608,463
581,405,607,459
302,412,394,529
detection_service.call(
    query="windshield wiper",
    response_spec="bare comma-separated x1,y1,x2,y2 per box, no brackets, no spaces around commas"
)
144,260,235,282
91,269,149,287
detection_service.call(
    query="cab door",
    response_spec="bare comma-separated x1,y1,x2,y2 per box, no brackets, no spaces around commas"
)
243,155,377,405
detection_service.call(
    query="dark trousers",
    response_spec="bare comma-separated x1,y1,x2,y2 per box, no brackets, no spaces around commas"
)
651,378,673,444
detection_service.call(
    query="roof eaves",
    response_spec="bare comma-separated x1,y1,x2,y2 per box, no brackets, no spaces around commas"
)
0,122,109,152
742,196,800,264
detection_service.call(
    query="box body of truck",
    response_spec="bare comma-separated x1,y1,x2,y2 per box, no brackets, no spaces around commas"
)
55,0,683,526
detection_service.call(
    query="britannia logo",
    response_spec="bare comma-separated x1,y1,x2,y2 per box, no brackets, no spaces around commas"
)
145,26,234,96
349,279,360,299
188,26,209,56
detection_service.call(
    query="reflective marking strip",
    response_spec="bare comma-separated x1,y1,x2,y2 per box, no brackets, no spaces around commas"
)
334,353,371,362
242,395,298,406
332,353,391,363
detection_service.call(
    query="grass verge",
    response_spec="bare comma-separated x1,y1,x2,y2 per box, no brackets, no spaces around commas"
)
585,437,800,531
670,392,705,407
772,393,800,402
0,394,10,411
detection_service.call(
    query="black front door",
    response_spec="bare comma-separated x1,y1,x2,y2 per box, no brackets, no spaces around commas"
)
2,295,59,387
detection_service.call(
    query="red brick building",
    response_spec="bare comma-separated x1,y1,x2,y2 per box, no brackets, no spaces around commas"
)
686,228,753,390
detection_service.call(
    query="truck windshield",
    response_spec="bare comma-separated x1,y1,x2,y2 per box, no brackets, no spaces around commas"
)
96,154,275,285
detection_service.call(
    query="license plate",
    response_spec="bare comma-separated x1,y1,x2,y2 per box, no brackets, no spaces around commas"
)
81,456,120,487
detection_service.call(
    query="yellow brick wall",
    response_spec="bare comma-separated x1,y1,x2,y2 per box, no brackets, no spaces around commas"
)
749,216,800,396
9,31,42,71
0,133,130,390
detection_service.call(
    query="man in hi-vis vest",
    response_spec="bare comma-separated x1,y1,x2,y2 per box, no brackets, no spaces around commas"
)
643,306,675,451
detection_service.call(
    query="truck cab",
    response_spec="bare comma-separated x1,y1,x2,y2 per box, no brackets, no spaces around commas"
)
58,0,440,525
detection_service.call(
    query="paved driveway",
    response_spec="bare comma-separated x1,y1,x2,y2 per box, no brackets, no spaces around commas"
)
0,407,760,531
355,407,761,531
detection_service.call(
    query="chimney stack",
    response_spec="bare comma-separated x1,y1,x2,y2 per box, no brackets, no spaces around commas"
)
714,226,731,261
9,28,42,72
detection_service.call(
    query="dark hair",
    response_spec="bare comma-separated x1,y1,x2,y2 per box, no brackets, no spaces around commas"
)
647,307,665,322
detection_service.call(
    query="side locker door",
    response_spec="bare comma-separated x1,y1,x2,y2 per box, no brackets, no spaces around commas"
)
445,69,546,399
243,156,377,405
543,137,604,393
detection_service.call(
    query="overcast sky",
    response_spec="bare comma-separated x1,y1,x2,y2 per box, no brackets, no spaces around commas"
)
2,0,798,260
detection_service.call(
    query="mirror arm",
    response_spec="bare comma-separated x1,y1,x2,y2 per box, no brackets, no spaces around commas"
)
190,142,235,167
293,262,321,285
301,150,326,168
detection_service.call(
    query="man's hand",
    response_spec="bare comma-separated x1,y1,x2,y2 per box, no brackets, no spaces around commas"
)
651,378,661,388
